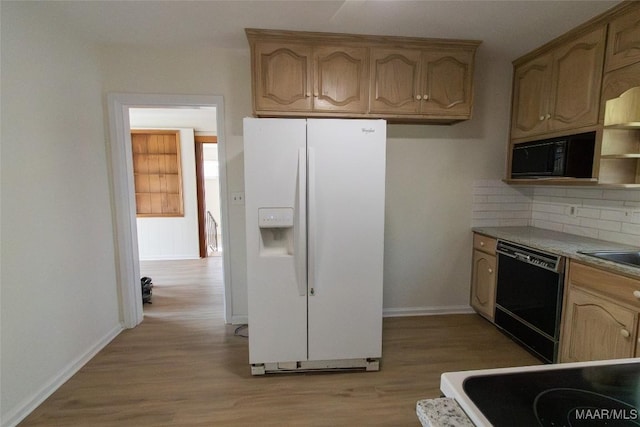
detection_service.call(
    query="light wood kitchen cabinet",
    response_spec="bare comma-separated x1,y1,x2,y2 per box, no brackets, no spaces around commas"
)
470,234,497,321
600,62,640,122
604,3,640,73
561,286,637,362
369,48,421,115
312,45,369,113
252,41,313,113
250,40,368,114
511,26,606,141
370,48,475,119
510,53,553,139
246,29,480,123
597,86,640,187
595,2,640,187
560,262,640,363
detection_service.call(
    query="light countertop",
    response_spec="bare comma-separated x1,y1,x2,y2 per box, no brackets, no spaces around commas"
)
473,226,640,278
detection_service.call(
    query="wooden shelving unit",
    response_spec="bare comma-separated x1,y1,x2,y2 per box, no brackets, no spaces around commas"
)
597,87,640,187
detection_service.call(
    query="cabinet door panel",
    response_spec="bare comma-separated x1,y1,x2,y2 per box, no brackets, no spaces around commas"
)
470,250,496,321
560,286,636,363
511,54,552,139
600,61,640,122
605,4,640,72
421,50,473,116
254,43,312,112
313,46,368,113
548,26,606,132
369,48,421,114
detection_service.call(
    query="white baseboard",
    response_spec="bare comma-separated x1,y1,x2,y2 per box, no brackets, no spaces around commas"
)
234,308,474,325
138,255,200,261
2,324,124,427
231,315,248,325
383,305,475,317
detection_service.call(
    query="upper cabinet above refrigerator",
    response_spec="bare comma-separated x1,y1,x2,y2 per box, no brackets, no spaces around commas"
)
245,28,480,124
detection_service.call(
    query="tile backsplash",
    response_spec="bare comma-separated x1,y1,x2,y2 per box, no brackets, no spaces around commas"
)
472,180,640,246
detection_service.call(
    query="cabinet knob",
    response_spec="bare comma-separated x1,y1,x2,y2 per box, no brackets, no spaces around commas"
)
488,268,493,274
314,92,319,97
621,329,630,338
480,241,485,246
415,95,422,100
539,115,545,121
545,114,551,120
306,92,311,97
423,94,429,100
633,290,640,299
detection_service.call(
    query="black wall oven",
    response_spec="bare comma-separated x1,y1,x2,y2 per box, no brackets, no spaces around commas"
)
495,240,565,363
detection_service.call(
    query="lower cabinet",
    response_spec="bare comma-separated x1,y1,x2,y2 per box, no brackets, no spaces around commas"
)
470,234,497,321
560,262,640,362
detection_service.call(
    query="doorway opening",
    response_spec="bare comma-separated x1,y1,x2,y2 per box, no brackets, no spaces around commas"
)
195,137,222,257
107,94,232,328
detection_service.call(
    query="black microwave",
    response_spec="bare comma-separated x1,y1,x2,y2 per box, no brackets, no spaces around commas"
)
510,132,595,178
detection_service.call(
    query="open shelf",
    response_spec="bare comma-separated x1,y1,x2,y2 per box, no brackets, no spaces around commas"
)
597,88,640,186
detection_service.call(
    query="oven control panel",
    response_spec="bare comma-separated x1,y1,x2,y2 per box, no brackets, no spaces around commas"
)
496,240,564,273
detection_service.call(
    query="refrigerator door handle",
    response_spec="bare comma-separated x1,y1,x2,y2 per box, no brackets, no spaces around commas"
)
296,148,307,297
308,147,317,296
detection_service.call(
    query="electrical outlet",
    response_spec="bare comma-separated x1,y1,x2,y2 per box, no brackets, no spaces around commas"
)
566,205,579,217
625,209,640,223
231,192,245,205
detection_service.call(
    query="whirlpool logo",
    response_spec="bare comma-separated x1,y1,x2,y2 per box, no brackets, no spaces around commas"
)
361,128,375,134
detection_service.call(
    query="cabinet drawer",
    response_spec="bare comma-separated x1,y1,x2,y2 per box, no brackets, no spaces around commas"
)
569,261,640,308
473,234,496,255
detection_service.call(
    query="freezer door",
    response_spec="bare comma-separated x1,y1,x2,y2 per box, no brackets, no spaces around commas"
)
306,119,386,361
243,118,308,364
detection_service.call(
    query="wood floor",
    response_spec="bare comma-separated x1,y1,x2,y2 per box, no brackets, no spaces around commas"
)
20,258,540,426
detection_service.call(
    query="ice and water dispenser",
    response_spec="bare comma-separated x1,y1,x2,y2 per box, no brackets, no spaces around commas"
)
258,208,294,256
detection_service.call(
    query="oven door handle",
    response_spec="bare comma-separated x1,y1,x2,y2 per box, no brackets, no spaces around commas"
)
514,252,531,262
498,250,533,264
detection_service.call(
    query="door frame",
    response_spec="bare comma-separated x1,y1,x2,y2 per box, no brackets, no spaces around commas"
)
107,93,232,327
195,135,218,258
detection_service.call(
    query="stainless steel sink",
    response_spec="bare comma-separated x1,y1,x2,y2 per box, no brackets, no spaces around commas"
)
579,250,640,268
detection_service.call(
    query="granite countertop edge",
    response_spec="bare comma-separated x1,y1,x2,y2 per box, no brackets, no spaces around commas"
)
472,226,640,279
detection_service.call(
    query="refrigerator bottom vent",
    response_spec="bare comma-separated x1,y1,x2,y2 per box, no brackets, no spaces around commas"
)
250,358,380,375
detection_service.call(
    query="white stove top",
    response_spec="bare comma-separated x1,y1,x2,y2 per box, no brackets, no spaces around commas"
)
440,358,640,426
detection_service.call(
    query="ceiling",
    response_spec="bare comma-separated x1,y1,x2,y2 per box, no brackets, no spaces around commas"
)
32,0,619,59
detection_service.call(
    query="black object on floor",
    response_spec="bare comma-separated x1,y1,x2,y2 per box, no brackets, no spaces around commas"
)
141,276,153,304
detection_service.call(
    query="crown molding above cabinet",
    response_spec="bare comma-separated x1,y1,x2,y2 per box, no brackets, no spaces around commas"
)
245,28,481,124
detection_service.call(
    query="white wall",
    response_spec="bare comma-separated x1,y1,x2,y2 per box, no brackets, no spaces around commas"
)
204,145,222,250
383,52,514,313
99,43,515,319
133,128,200,260
99,44,251,321
1,3,122,425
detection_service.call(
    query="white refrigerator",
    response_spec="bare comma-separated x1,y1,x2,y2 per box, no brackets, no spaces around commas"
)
243,118,386,375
